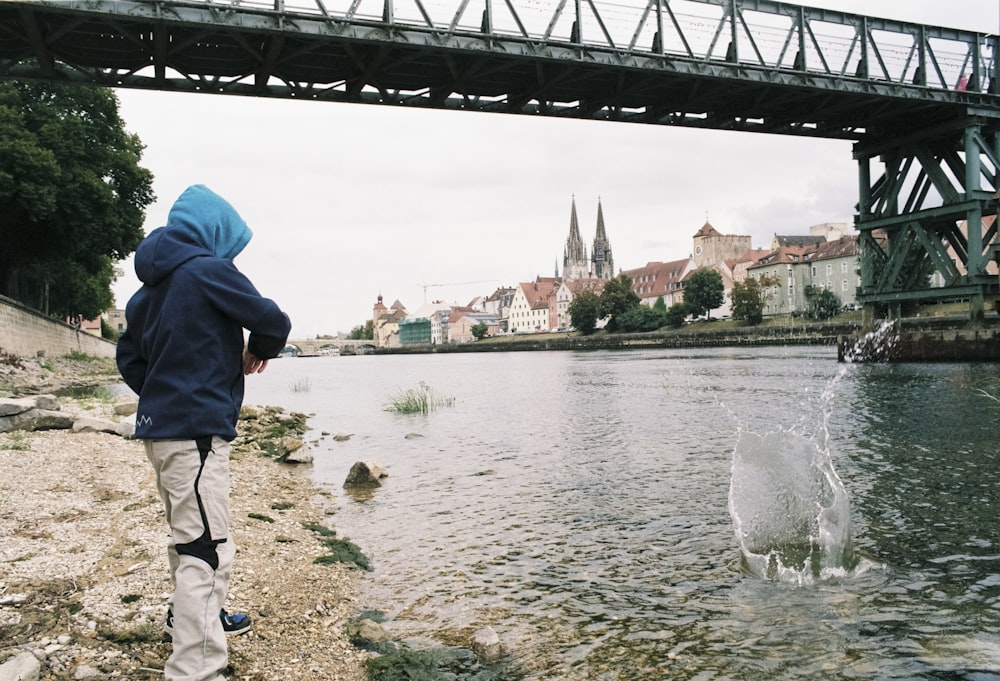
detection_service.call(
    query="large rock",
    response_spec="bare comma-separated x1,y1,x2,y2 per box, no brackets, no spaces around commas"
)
0,408,74,433
71,416,121,434
0,394,60,417
343,461,388,487
0,651,41,681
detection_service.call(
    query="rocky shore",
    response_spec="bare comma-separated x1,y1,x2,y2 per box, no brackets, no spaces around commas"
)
0,355,371,680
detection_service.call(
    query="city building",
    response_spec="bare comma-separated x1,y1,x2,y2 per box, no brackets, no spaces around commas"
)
509,277,559,333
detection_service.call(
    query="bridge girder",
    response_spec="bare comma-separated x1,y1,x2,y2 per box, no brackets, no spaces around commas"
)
0,0,998,140
855,115,1000,320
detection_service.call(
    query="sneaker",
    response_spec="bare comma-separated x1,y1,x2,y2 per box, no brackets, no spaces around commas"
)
164,608,253,637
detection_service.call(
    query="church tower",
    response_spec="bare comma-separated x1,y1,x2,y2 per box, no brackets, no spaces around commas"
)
591,198,615,280
562,196,590,281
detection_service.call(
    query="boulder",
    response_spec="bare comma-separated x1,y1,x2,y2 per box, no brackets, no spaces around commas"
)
332,432,353,442
0,394,60,417
343,461,388,487
0,651,41,681
71,416,121,434
0,408,74,433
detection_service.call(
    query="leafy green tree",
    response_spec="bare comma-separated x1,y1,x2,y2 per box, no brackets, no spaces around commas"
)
348,319,374,340
683,268,725,320
568,290,601,335
665,302,689,328
471,322,489,340
0,80,154,319
652,296,667,314
806,288,841,320
598,274,640,332
730,274,778,325
616,304,666,332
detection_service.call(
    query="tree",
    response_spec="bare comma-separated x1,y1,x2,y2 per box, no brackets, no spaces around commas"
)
806,288,841,320
665,302,689,328
730,274,779,325
598,274,640,331
568,290,601,335
684,268,725,320
0,80,153,319
471,322,489,340
348,320,374,340
616,304,666,332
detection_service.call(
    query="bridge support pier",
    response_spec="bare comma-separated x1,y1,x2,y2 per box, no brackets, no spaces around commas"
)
855,112,1000,324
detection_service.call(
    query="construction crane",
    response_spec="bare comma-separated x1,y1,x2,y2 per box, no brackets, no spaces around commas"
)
420,280,496,304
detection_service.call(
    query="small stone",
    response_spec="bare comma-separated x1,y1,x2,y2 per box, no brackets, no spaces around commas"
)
113,400,138,416
472,626,504,662
57,635,72,645
74,664,100,679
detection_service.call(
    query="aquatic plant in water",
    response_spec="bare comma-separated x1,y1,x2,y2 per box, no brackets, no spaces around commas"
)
384,381,455,415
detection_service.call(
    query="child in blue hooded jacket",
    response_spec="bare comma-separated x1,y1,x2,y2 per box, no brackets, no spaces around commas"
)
117,185,291,681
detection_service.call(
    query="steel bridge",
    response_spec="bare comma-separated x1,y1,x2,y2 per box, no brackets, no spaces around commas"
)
2,0,1000,318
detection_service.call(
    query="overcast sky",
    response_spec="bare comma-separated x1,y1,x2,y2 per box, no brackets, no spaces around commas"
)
111,0,998,338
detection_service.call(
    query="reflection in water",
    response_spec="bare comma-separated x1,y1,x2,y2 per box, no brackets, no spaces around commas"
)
244,349,1000,680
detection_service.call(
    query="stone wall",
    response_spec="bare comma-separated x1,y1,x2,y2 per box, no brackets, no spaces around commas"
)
0,295,116,359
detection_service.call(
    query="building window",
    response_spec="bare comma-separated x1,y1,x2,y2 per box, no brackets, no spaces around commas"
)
841,261,848,273
826,264,833,275
842,279,848,291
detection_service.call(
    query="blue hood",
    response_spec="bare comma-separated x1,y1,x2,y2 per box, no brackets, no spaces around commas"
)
134,185,252,286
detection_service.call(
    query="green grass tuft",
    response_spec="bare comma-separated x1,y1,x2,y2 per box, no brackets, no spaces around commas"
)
384,382,454,415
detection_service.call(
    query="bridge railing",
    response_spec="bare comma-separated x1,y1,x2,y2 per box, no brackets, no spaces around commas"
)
176,0,996,93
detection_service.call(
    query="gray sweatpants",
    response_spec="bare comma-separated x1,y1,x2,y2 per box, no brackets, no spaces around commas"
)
146,437,234,681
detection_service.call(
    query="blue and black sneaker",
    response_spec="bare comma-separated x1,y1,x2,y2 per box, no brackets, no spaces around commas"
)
164,608,252,637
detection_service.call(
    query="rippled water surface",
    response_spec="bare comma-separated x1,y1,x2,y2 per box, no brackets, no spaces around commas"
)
244,347,1000,680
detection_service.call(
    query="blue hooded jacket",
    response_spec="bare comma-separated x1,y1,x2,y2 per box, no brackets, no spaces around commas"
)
116,185,291,441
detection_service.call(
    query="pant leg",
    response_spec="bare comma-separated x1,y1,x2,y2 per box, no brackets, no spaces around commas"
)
146,438,234,681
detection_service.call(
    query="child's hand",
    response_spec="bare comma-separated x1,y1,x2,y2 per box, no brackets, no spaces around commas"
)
243,349,269,375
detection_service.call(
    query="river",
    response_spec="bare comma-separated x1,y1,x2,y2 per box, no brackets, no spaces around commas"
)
243,346,1000,680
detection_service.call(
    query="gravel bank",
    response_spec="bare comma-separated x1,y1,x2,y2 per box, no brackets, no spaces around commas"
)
0,357,371,680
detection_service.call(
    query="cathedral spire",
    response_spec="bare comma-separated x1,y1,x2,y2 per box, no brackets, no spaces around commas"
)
563,195,589,281
595,197,608,240
591,198,614,280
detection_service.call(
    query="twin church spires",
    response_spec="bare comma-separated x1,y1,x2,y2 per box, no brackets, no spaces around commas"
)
562,196,615,281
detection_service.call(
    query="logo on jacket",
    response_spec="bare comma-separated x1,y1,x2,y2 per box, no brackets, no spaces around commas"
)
136,414,153,428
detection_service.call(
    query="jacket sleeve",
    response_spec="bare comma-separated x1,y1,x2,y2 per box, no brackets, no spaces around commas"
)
115,327,147,395
200,261,291,360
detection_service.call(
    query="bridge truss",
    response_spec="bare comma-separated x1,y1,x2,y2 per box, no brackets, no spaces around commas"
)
1,0,1000,317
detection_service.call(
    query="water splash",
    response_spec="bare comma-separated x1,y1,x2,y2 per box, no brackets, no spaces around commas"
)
841,319,899,363
728,369,856,584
